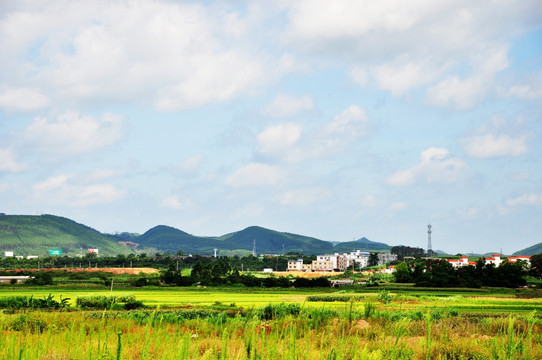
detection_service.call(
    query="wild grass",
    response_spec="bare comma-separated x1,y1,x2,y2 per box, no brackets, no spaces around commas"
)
0,302,541,359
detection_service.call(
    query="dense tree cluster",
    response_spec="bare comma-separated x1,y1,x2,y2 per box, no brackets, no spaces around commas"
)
0,252,302,272
161,259,330,288
390,246,426,260
393,259,528,288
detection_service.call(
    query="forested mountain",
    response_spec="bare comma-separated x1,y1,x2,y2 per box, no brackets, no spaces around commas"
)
0,214,132,256
0,214,392,256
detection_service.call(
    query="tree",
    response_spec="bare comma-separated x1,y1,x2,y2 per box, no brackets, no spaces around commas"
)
530,253,542,278
368,252,379,267
393,262,412,283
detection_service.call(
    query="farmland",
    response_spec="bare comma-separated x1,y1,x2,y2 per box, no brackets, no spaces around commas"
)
1,285,542,359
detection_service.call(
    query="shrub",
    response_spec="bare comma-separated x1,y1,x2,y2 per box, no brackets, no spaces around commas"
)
76,295,145,310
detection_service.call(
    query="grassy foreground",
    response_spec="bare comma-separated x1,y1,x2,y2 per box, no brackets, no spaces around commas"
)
1,286,542,359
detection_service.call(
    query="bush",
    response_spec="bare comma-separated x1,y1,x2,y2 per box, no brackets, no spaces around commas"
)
76,295,145,310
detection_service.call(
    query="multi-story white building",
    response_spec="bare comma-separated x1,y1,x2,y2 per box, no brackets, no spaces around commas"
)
377,253,398,265
287,250,397,272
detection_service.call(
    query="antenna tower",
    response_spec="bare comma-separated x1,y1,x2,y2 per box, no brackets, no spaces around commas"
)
427,224,432,254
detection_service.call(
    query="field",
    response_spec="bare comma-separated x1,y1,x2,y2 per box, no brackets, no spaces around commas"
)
1,285,542,359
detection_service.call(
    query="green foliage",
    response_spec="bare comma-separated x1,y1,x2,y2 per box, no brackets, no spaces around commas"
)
377,290,392,304
76,295,144,310
306,294,365,302
393,259,528,288
0,214,131,257
258,303,301,320
0,294,70,310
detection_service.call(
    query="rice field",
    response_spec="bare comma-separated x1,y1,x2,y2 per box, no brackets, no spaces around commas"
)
1,286,541,359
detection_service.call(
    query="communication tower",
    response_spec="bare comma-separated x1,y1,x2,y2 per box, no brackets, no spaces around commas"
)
427,224,432,254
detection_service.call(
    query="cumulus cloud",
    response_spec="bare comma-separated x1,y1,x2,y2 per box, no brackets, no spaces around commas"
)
278,187,332,207
255,123,302,159
225,163,283,187
22,111,127,155
387,147,467,186
0,149,26,172
0,87,49,111
0,1,280,110
262,94,315,117
177,154,205,174
255,105,369,163
283,1,538,106
32,174,124,207
459,117,531,158
161,195,193,210
506,193,542,207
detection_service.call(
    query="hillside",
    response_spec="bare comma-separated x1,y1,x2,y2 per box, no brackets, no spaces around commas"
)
332,237,391,252
0,213,394,256
136,225,224,254
135,225,388,255
0,214,132,257
513,242,542,256
219,226,334,254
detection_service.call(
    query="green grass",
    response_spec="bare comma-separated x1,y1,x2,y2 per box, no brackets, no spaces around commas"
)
1,286,541,315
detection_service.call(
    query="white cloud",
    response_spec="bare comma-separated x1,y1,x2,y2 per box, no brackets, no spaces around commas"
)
323,105,368,137
375,61,435,95
506,193,542,207
461,134,528,158
0,148,26,172
426,76,485,111
389,202,408,211
349,67,367,86
262,94,315,117
177,154,205,174
283,1,536,106
360,195,377,208
460,117,531,158
0,87,49,111
255,123,302,158
161,195,193,210
387,147,467,186
254,105,370,163
0,1,278,110
225,163,283,187
22,111,127,154
278,187,332,207
32,174,124,207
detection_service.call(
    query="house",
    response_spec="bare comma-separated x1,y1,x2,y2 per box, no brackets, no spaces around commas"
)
0,276,32,284
446,254,531,268
508,256,531,266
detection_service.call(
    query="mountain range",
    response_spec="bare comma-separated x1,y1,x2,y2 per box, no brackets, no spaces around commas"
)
0,214,391,257
1,213,540,257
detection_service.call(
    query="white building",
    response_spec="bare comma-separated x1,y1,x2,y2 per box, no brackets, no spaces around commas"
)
377,253,398,265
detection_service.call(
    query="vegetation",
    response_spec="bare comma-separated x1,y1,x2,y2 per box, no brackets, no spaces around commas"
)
0,287,541,359
393,259,529,288
0,214,393,257
0,214,131,256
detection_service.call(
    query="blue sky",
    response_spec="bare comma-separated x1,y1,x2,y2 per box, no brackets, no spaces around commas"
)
0,0,541,254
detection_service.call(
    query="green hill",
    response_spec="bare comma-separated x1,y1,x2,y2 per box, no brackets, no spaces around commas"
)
135,225,387,255
218,226,334,254
0,213,394,256
0,214,132,257
332,237,391,252
136,225,224,254
513,242,542,256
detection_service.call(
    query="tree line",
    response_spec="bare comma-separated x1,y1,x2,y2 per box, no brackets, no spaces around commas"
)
393,258,529,288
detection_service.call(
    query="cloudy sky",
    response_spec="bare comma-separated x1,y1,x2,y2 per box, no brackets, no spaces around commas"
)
1,0,541,254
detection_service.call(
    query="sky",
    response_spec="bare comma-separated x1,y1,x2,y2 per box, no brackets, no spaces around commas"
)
0,0,541,255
